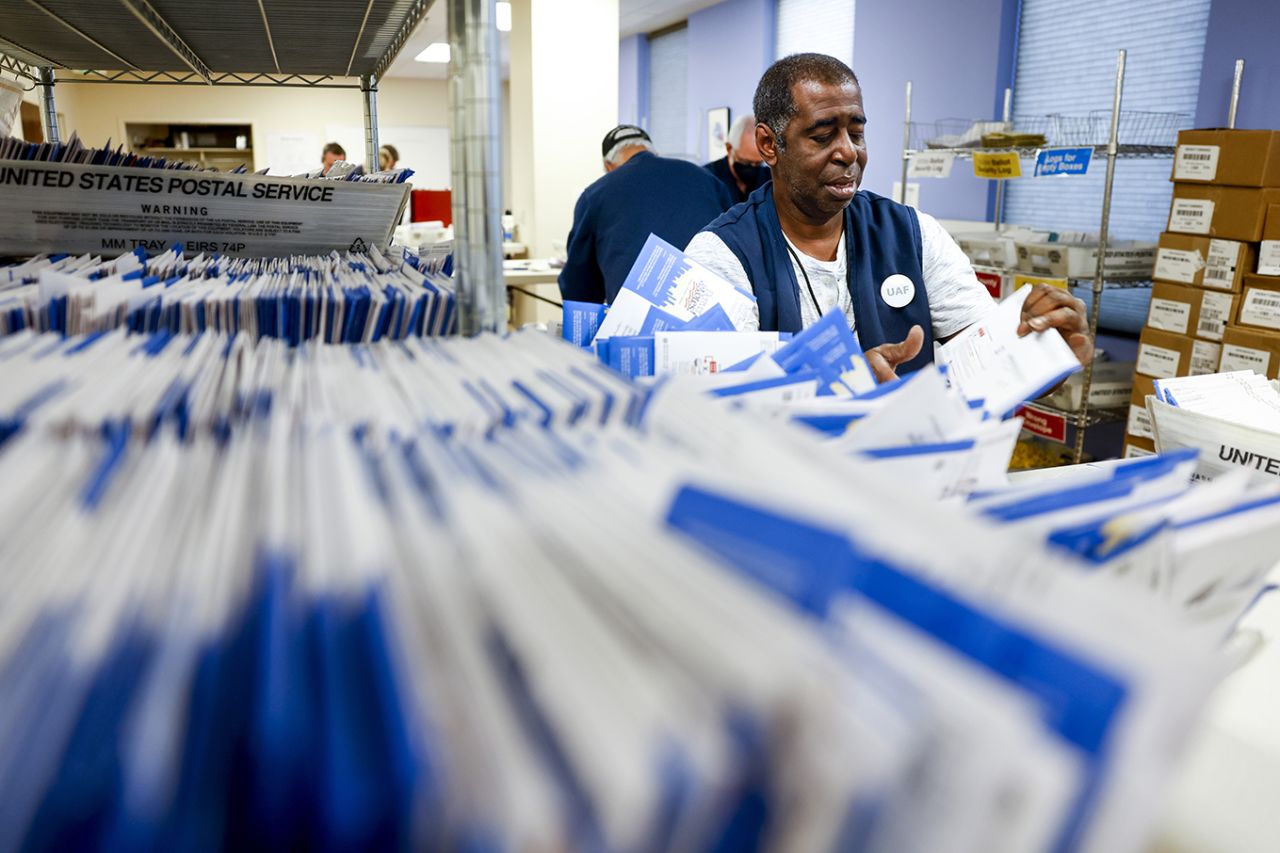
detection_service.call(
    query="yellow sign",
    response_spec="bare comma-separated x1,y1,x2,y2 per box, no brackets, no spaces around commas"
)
1013,274,1070,291
972,151,1022,179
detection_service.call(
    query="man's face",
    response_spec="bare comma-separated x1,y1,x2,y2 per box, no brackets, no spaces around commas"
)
763,79,867,221
322,150,342,168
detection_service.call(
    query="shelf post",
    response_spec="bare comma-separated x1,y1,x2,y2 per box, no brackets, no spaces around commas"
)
360,74,380,171
899,80,912,205
449,0,506,335
36,67,60,145
1072,48,1126,465
992,86,1012,232
1227,59,1245,129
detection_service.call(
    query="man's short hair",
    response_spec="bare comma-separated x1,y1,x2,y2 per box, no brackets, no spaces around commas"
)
604,137,655,165
726,113,755,151
753,54,859,150
323,141,346,158
379,143,399,162
601,124,652,159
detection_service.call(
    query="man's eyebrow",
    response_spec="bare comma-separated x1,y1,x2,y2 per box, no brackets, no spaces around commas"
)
802,113,868,133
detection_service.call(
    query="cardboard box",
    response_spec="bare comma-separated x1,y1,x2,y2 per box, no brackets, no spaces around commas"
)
1219,325,1280,378
1167,184,1280,241
1136,328,1195,379
1171,130,1280,187
1146,281,1201,336
1153,232,1255,291
1039,360,1134,411
1127,375,1157,440
1123,436,1157,458
1257,204,1280,276
1236,275,1280,332
1015,239,1155,279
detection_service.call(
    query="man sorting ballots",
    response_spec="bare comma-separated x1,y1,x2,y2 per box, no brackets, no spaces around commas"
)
685,54,1093,381
559,125,735,305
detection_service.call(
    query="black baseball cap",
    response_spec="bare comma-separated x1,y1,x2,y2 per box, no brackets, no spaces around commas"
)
601,124,651,158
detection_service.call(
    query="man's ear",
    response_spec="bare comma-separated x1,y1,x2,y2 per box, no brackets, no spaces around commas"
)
604,159,615,173
756,124,779,167
724,141,733,159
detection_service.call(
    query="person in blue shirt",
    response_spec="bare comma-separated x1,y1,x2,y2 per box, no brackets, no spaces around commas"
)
686,53,1092,381
558,125,734,304
705,113,771,204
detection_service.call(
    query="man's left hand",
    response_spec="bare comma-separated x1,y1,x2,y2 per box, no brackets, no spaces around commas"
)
1017,284,1094,366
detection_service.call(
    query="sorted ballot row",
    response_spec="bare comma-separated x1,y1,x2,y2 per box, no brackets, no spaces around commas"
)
0,243,456,342
0,328,1276,852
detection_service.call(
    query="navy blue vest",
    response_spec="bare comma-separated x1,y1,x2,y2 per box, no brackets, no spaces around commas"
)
702,183,934,375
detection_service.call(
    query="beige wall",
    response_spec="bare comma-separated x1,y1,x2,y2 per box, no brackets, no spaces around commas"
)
50,75,515,208
509,0,618,257
52,76,450,172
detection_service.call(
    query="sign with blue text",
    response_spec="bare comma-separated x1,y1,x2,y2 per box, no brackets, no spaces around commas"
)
1034,147,1093,177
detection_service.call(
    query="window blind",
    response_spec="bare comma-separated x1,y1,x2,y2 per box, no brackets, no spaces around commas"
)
775,0,854,66
1003,0,1212,240
647,26,689,159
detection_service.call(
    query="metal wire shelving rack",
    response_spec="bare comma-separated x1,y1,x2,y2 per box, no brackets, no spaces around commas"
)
899,51,1248,464
0,0,508,335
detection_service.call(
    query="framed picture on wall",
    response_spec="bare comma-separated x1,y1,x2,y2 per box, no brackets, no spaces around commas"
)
706,107,730,162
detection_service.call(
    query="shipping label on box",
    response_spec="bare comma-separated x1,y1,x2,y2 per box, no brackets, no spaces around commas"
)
1238,287,1280,331
1137,342,1181,378
1174,144,1220,181
1169,198,1214,235
1146,282,1198,335
1196,291,1237,340
1137,328,1196,379
1219,343,1271,376
1259,241,1280,276
1205,239,1246,290
1128,376,1157,440
1259,204,1280,275
1191,339,1222,376
1153,247,1203,284
1128,403,1155,439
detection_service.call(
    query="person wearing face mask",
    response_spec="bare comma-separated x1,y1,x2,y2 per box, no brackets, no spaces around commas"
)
704,113,770,204
684,53,1092,382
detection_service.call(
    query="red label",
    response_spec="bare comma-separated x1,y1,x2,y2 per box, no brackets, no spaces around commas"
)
1015,405,1068,443
975,270,1003,300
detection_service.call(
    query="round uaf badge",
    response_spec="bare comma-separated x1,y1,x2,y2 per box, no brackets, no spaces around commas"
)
880,274,915,308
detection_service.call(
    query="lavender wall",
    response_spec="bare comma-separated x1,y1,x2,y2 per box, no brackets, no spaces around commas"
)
618,34,649,128
852,0,1018,220
684,0,776,162
1195,0,1280,129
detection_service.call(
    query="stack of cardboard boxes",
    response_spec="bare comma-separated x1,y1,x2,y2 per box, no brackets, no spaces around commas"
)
1126,129,1280,458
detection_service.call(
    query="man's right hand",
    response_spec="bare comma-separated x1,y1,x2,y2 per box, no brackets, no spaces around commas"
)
865,325,925,383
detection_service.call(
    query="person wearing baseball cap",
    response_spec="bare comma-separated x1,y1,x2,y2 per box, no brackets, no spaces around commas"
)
558,124,735,304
